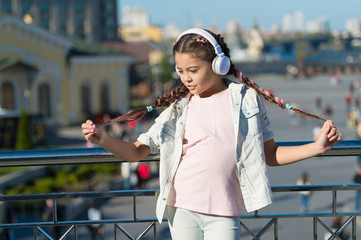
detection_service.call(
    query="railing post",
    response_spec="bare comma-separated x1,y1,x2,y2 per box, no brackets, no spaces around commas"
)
133,196,137,221
53,199,57,224
332,190,337,214
154,222,157,240
75,225,78,240
352,216,356,240
274,218,278,240
34,227,38,240
313,217,317,240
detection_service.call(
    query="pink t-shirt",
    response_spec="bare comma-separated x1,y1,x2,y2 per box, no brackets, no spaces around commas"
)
167,89,244,216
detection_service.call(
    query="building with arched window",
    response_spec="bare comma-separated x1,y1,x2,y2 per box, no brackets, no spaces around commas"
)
0,16,133,126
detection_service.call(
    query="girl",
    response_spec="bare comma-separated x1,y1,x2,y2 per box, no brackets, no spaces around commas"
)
82,28,341,240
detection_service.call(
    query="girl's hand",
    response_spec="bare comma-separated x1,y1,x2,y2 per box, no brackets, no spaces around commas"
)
81,120,105,146
315,120,342,153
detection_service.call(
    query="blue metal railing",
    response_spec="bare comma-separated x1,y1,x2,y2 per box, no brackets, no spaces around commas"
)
0,140,360,239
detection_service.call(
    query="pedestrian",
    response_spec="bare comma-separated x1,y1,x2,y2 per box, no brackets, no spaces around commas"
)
87,200,104,240
323,216,349,240
121,162,131,190
324,104,333,118
312,124,322,141
81,28,341,240
42,199,62,239
344,91,352,116
296,172,312,212
137,162,151,188
314,92,322,111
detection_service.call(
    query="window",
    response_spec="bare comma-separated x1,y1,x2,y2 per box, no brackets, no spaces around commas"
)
21,0,31,15
58,2,67,16
39,0,49,13
75,0,84,13
75,17,85,38
106,1,114,12
106,17,115,28
100,82,110,113
1,0,12,14
40,17,49,29
1,81,15,110
81,83,91,114
58,17,67,33
38,83,51,117
58,2,67,32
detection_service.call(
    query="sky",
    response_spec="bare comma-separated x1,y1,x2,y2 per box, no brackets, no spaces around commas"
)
117,0,361,31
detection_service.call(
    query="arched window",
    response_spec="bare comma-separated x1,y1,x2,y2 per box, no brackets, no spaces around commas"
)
100,82,110,113
81,83,91,114
38,83,51,117
1,81,15,110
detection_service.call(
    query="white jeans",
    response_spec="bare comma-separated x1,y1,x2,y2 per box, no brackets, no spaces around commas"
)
167,206,241,240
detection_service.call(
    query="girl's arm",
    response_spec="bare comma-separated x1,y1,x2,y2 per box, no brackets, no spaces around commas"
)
82,120,150,162
264,120,341,166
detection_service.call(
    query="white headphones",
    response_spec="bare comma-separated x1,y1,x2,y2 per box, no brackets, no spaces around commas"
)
175,28,231,76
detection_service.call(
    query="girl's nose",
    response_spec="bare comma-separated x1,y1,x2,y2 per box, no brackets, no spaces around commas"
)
184,73,191,82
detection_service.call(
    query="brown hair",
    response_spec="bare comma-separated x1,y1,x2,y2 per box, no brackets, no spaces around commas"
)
104,29,326,126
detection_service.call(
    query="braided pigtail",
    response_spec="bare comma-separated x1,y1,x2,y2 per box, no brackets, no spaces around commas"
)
102,84,189,126
234,69,327,122
214,32,326,122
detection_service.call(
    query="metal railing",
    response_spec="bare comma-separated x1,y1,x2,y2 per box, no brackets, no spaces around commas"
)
0,140,361,240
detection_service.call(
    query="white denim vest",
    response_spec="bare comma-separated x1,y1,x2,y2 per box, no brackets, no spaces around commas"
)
138,75,274,223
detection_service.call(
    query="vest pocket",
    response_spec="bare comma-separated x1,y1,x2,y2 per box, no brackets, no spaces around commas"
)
159,123,176,143
240,107,261,136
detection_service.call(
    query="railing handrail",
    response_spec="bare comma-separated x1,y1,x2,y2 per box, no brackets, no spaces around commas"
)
0,140,360,239
1,139,361,167
0,184,360,202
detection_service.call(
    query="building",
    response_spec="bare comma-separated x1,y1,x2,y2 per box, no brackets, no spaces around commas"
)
282,11,304,34
345,18,361,37
293,11,304,33
0,16,133,127
120,7,163,43
282,14,293,34
0,0,119,43
306,16,330,33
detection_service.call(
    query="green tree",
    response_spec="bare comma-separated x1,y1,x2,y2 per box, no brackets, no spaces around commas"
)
15,109,31,150
159,53,172,84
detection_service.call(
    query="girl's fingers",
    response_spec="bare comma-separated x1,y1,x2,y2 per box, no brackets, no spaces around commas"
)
82,120,97,136
320,120,332,135
328,134,338,143
327,127,337,138
318,120,341,148
327,125,342,144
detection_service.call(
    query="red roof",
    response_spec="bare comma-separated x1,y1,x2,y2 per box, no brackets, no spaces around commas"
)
100,41,152,64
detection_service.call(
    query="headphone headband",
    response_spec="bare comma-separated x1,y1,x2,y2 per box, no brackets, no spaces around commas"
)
175,28,231,75
176,28,223,55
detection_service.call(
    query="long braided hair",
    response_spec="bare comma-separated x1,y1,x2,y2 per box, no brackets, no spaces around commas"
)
104,29,326,126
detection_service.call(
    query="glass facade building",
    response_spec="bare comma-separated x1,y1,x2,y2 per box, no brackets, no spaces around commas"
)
0,0,119,42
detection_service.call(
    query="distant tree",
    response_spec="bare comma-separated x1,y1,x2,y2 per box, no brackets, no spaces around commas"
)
159,53,173,84
15,109,31,150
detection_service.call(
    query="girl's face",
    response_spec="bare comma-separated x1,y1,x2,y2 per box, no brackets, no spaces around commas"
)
175,52,225,98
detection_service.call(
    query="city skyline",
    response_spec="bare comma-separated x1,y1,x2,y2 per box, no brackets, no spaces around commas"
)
117,0,361,32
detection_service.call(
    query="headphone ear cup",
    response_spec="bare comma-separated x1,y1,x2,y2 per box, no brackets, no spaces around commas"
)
212,55,231,75
175,65,180,76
